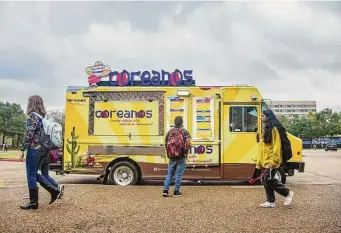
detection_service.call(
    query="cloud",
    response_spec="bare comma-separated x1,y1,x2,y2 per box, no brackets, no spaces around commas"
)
0,1,340,111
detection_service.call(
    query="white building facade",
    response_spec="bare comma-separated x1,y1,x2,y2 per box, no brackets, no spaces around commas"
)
269,101,317,118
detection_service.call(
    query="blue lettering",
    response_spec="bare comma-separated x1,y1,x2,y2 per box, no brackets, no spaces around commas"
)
109,71,119,86
206,146,213,154
141,71,151,86
161,70,170,86
95,109,153,119
151,71,161,86
95,110,102,118
117,110,124,118
130,71,141,86
146,110,152,118
98,69,194,87
183,70,193,86
189,145,213,154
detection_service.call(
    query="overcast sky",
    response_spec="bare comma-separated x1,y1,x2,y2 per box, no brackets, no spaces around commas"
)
1,1,340,111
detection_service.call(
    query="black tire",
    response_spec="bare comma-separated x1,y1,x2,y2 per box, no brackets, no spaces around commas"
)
109,161,139,186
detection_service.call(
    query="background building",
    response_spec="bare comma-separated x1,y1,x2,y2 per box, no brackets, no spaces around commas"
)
269,101,317,118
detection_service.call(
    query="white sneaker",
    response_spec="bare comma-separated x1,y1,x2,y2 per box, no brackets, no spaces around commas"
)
58,185,65,199
284,191,294,207
260,202,275,208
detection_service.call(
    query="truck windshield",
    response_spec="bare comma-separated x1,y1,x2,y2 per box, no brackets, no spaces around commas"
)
261,102,269,112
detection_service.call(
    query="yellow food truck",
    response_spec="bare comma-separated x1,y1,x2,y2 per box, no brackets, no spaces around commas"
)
53,62,305,186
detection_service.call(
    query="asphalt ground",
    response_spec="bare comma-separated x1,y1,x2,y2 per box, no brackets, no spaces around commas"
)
0,150,340,233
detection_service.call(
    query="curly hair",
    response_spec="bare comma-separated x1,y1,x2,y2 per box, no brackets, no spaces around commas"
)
26,95,47,117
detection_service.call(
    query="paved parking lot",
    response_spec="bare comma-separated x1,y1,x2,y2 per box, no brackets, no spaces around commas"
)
0,150,340,233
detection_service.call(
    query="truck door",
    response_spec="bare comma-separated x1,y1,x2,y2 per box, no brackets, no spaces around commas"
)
222,103,260,180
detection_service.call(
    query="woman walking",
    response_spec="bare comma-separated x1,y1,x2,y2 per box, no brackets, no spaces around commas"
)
20,95,61,210
257,109,294,208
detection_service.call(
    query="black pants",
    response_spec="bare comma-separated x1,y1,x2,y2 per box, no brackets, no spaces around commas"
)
262,168,290,203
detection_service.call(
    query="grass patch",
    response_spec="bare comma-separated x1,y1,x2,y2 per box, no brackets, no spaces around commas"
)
0,151,22,160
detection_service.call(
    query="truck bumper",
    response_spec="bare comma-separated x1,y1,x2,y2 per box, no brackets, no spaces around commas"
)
283,162,305,175
298,162,305,173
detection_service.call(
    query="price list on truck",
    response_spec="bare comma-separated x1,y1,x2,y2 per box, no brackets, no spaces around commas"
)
193,97,214,140
167,97,186,128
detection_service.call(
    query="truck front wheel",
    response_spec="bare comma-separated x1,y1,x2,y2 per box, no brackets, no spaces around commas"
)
109,161,139,186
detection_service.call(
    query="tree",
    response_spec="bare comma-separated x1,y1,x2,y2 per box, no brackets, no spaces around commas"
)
0,101,26,145
288,117,310,138
279,108,341,140
328,112,341,137
278,115,291,130
315,108,341,137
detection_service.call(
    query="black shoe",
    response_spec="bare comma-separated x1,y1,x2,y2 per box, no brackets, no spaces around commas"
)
20,188,39,210
39,180,61,204
173,191,182,197
162,190,169,197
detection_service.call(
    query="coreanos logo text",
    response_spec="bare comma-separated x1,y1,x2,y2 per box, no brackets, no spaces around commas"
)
95,110,153,119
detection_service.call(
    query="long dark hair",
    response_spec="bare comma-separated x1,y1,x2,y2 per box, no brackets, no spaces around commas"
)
263,109,286,144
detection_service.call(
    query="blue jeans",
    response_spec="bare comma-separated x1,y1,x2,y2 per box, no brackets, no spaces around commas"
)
26,148,43,189
40,161,58,188
163,158,187,192
26,148,56,189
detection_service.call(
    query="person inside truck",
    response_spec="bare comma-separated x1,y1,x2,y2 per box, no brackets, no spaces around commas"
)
246,107,258,132
230,108,243,132
257,109,294,208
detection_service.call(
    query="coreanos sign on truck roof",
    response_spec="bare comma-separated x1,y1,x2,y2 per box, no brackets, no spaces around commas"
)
85,61,195,87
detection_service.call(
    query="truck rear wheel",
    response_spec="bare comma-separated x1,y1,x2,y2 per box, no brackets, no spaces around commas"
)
109,161,139,186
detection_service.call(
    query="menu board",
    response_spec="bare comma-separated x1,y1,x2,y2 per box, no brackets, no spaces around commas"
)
192,97,214,140
166,97,188,130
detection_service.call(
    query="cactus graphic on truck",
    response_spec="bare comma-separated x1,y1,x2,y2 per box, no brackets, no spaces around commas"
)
66,127,80,168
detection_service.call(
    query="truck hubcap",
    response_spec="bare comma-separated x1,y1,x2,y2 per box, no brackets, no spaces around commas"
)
113,166,133,186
